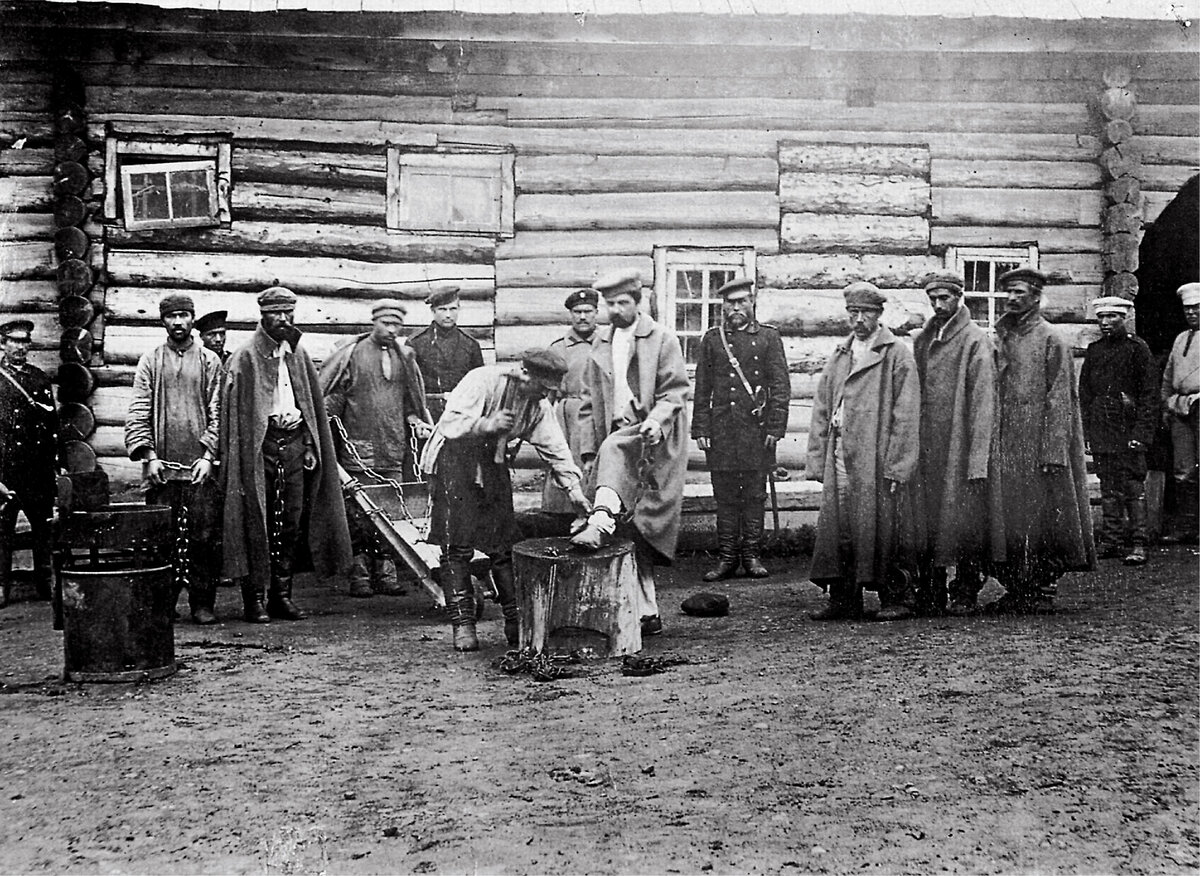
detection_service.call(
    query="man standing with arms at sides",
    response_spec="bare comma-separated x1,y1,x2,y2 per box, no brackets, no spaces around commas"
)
988,267,1094,614
570,270,691,638
195,310,230,364
221,286,352,623
420,349,589,652
408,286,484,423
1079,296,1159,567
691,278,790,581
125,294,223,624
542,289,600,521
1161,283,1200,545
911,272,1005,616
320,298,434,598
0,320,57,606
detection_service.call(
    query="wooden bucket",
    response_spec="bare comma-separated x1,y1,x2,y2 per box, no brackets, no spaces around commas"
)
513,537,641,658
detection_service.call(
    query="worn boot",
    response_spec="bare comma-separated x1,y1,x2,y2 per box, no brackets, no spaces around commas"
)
703,507,740,582
946,562,983,616
370,555,404,595
741,509,769,579
190,580,218,625
348,553,374,598
1123,491,1149,566
242,581,270,624
267,576,307,621
491,560,520,647
1098,493,1125,559
441,559,478,652
810,581,863,621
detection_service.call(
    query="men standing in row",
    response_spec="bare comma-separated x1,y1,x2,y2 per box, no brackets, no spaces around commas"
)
542,289,600,519
691,278,790,581
1079,295,1158,566
0,320,57,606
989,268,1094,614
125,294,224,624
806,283,923,621
195,310,231,364
570,270,691,638
320,298,433,598
409,287,484,422
420,349,589,652
911,272,1004,616
221,286,352,623
1161,282,1200,545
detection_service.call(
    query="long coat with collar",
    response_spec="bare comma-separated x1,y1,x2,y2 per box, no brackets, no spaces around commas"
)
0,358,56,504
542,327,597,513
912,305,1006,566
220,324,352,582
578,313,691,563
806,325,923,587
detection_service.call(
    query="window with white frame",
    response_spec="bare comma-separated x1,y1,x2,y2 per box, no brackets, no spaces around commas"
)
948,245,1039,328
104,133,231,231
653,247,756,365
387,148,514,236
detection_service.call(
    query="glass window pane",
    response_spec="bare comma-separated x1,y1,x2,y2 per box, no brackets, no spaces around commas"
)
711,269,735,293
707,301,721,329
169,168,213,219
129,171,170,221
450,174,498,228
681,335,699,364
679,303,703,333
965,294,991,323
676,270,703,299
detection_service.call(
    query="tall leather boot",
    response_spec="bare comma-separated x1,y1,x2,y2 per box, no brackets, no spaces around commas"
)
703,505,740,582
441,559,478,652
741,506,769,579
876,566,916,621
190,580,218,625
370,555,404,595
491,560,520,647
810,581,862,621
1181,481,1200,545
1123,491,1149,566
348,553,374,598
242,580,270,624
1098,493,1125,558
267,576,307,621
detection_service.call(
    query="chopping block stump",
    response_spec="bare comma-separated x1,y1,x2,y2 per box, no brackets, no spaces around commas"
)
513,537,641,658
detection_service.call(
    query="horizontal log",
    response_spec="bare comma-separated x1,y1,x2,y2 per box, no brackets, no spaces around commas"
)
0,240,54,281
91,365,137,388
754,287,931,336
1040,253,1105,285
234,146,387,186
0,212,53,241
0,147,54,175
1134,104,1200,139
1140,164,1199,193
93,455,142,491
1137,136,1200,166
497,228,778,259
1040,285,1096,323
0,176,52,211
781,214,930,254
0,280,59,312
778,143,928,176
89,385,134,427
495,255,653,289
495,288,600,327
779,173,929,216
1143,191,1179,225
930,159,1102,189
105,222,496,264
515,155,777,194
88,115,437,149
105,250,495,298
932,188,1104,227
89,425,127,458
515,191,779,231
234,181,385,223
757,254,942,290
929,226,1100,252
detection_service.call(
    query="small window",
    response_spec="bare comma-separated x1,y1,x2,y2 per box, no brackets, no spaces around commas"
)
653,248,756,365
104,133,231,230
948,245,1039,328
387,149,514,236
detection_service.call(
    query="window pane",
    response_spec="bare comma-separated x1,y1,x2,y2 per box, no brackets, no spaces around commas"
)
406,172,453,227
964,294,991,322
707,301,721,329
129,171,170,221
169,168,213,219
678,302,703,333
681,335,699,364
675,270,703,300
450,175,499,228
710,269,736,293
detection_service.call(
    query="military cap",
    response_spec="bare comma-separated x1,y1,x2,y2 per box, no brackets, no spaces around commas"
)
997,266,1048,291
564,288,599,310
1177,282,1200,307
922,271,964,294
257,286,297,312
681,592,730,617
371,298,407,321
0,319,34,341
1091,295,1134,317
592,269,642,302
521,347,569,389
194,310,227,334
425,286,460,308
843,281,887,310
715,277,754,299
158,293,195,317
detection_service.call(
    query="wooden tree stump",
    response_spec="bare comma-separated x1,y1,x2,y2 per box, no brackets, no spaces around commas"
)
513,537,641,658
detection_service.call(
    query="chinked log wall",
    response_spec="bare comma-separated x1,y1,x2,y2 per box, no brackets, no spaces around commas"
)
1,7,1197,502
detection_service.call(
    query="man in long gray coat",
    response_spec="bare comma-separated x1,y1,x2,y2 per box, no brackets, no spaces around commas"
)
989,267,1095,614
807,282,923,622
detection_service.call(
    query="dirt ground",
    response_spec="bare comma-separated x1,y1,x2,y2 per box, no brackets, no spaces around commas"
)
0,544,1197,876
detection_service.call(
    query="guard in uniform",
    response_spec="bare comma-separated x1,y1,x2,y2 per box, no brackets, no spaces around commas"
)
1079,295,1159,566
408,286,484,422
692,278,790,580
195,310,231,364
0,320,57,604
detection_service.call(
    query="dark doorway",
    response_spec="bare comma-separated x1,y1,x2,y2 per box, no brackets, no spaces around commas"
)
1136,174,1199,356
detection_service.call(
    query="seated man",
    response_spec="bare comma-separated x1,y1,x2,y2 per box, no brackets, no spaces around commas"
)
570,270,691,637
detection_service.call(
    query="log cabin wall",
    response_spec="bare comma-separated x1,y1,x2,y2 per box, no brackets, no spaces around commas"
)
1,3,1197,507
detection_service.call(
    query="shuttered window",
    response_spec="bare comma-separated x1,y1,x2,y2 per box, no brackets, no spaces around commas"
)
653,248,756,365
387,150,514,237
948,245,1039,329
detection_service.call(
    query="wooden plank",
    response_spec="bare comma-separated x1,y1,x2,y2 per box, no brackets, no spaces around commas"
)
0,240,54,281
779,172,929,216
1140,164,1199,193
0,177,52,211
234,181,386,223
235,146,388,186
778,142,929,176
932,188,1104,227
495,288,595,327
781,214,929,254
496,255,653,288
755,286,932,337
90,425,129,459
1134,104,1200,139
758,254,942,290
1137,135,1200,166
515,191,779,231
106,222,497,264
1040,253,1104,285
930,225,1100,252
931,158,1102,189
0,279,59,312
1143,191,1179,225
90,385,135,427
0,212,53,241
105,250,495,298
89,115,437,149
1041,285,1095,324
515,154,778,194
0,147,54,175
497,228,778,259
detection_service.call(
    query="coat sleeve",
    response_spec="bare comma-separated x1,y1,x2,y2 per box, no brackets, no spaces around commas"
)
690,334,713,439
1077,346,1095,444
200,351,221,457
763,329,790,438
527,400,583,492
883,347,921,484
1041,333,1075,468
437,370,493,440
1132,339,1160,446
576,359,598,459
124,351,156,460
318,342,352,421
468,337,485,371
647,331,690,432
964,336,996,481
399,345,431,424
806,366,832,483
1162,339,1179,409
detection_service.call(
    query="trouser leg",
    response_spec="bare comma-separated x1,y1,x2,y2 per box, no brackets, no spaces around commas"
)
1126,475,1149,549
441,545,478,652
488,551,519,647
263,433,307,621
0,504,13,607
1096,460,1125,555
741,471,769,578
705,471,741,581
634,539,660,628
1170,414,1199,541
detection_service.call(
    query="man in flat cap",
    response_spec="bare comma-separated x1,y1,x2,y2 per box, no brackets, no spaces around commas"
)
541,289,600,520
692,277,789,581
409,286,484,423
1160,282,1200,544
0,319,57,606
989,267,1094,613
320,298,434,598
570,269,691,638
220,286,352,623
420,348,589,651
911,271,1004,615
1079,295,1158,566
195,310,230,364
125,294,224,624
807,282,923,621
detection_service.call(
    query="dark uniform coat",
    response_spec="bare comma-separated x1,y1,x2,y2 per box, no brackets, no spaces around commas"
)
691,321,790,470
1078,330,1158,453
408,324,484,420
0,358,56,507
542,327,597,513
